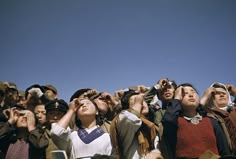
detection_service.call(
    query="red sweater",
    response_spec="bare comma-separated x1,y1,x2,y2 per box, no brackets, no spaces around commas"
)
176,117,219,158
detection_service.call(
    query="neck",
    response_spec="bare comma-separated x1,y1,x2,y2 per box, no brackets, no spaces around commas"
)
183,110,197,118
81,117,97,129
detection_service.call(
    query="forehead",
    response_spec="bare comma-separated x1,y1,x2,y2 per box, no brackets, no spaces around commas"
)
45,89,54,93
183,86,195,92
79,98,93,103
34,104,46,110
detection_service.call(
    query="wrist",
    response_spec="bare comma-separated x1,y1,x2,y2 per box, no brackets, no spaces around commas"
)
8,119,15,125
28,126,36,132
154,84,161,90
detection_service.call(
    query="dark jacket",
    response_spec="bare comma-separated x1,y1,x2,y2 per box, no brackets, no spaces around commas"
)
161,99,231,159
0,121,48,159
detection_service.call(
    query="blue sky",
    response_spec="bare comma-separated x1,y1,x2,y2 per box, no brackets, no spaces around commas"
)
1,0,235,102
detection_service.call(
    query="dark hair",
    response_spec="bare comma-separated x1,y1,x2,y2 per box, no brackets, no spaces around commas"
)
25,93,42,112
25,84,45,99
121,90,139,110
169,80,177,89
70,88,91,102
75,99,103,128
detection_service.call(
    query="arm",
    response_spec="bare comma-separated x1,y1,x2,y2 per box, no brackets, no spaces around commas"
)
28,128,49,149
0,107,18,144
161,99,182,159
116,110,142,147
26,110,48,148
144,86,158,105
200,87,216,106
56,98,77,129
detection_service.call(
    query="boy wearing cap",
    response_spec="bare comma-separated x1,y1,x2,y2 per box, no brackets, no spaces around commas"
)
44,99,68,159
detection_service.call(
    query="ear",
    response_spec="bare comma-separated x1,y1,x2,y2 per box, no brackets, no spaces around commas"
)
96,111,98,115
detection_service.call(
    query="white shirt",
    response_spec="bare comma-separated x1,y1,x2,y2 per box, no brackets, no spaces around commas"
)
50,123,112,159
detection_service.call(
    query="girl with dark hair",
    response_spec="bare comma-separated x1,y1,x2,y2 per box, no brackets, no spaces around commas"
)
50,97,112,159
162,83,231,159
110,90,163,159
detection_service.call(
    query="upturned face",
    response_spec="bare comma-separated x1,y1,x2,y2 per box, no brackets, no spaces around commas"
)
214,87,229,108
159,85,175,102
93,96,109,115
181,86,200,110
76,99,98,120
16,110,34,128
45,89,57,100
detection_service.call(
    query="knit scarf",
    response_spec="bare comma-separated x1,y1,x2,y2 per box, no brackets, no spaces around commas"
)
110,111,159,159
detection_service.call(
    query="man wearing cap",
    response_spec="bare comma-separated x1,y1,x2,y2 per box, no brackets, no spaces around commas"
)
44,99,68,159
2,82,19,109
43,85,58,100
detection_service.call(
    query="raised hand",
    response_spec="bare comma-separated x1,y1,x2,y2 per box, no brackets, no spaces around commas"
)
156,78,169,91
114,89,125,100
7,107,19,125
129,94,144,113
200,87,216,106
69,98,80,112
226,84,236,97
25,110,36,131
174,86,184,101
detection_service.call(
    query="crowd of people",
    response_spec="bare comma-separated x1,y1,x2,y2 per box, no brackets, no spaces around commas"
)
0,79,236,159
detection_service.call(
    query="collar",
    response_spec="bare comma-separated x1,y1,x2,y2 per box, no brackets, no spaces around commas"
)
183,113,202,125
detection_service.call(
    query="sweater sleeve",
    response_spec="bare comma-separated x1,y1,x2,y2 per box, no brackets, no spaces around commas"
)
210,118,231,156
161,99,182,159
162,99,182,125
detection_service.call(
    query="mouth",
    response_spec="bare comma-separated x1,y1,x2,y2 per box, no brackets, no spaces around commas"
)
164,93,171,97
81,108,88,112
189,99,195,102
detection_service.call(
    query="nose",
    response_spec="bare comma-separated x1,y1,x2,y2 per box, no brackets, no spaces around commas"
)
188,93,193,97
